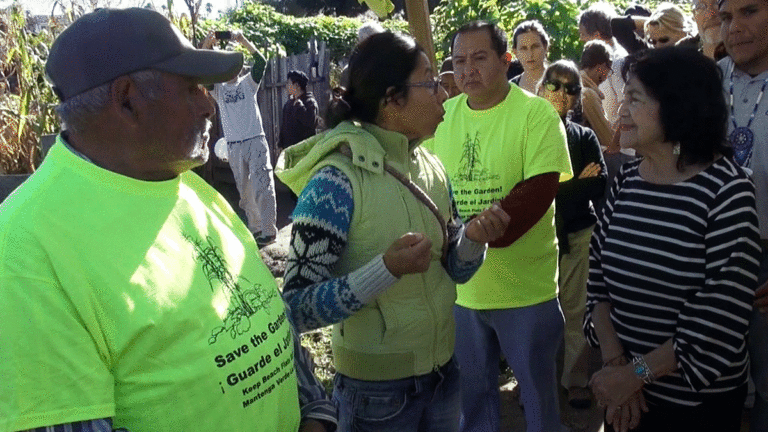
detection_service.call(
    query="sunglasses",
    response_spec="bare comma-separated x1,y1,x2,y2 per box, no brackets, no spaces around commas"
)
406,77,443,95
543,80,581,96
647,37,670,46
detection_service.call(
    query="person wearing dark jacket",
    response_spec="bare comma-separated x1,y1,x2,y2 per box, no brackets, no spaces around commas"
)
610,4,652,55
537,60,607,410
278,70,320,151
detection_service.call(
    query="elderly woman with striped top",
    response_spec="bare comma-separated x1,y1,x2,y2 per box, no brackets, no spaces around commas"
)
585,47,761,432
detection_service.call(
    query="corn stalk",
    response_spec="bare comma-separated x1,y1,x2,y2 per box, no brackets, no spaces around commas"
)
0,5,62,174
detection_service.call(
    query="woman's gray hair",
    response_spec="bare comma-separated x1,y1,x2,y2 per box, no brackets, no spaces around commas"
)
56,69,162,134
644,3,695,39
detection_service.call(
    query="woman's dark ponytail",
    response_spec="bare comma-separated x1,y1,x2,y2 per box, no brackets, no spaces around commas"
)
325,87,354,128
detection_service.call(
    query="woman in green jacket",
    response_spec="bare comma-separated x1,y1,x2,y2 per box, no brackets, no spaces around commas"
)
276,32,509,432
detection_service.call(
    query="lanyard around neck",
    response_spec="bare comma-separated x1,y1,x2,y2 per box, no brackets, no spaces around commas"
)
728,62,768,130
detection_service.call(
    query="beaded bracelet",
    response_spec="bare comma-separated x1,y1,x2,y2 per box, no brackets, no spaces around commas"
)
632,356,655,384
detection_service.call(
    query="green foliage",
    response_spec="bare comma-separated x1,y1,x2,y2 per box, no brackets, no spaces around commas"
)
432,0,583,63
431,0,510,63
204,1,408,62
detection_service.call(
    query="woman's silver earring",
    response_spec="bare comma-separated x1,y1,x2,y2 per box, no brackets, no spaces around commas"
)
672,143,681,155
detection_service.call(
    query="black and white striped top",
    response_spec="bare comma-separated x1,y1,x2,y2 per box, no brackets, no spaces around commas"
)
584,157,761,407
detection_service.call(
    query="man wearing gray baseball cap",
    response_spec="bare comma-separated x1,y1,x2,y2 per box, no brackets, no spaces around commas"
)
0,8,335,432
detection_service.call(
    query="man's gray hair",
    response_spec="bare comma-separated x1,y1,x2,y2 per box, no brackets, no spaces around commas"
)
56,69,162,134
357,21,385,43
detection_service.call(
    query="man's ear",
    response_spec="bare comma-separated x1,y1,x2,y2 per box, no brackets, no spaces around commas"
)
503,51,513,66
110,75,142,127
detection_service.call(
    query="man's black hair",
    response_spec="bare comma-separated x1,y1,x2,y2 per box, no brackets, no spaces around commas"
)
287,70,309,92
451,21,507,57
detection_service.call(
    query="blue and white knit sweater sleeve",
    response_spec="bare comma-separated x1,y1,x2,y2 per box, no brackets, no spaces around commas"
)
443,181,487,284
282,167,487,333
282,165,398,333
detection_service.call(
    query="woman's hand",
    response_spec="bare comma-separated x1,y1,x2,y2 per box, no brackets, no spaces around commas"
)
465,203,511,243
578,162,602,179
383,233,432,278
606,391,648,432
590,363,644,411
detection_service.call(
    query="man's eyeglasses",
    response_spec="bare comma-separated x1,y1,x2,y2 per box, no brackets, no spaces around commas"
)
647,37,671,46
543,80,581,96
406,77,443,95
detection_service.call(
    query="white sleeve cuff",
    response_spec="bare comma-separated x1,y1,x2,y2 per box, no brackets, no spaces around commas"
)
347,254,399,305
455,225,488,262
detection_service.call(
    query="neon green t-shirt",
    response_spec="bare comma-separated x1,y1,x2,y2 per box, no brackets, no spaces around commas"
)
428,86,572,309
0,139,301,432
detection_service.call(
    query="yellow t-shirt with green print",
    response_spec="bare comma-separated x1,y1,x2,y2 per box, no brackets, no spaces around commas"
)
427,85,572,310
0,138,300,432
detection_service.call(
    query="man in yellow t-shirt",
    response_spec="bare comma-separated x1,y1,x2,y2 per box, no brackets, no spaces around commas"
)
428,21,571,432
0,8,334,432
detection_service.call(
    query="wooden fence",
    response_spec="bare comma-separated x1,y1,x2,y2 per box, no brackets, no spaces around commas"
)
259,38,331,163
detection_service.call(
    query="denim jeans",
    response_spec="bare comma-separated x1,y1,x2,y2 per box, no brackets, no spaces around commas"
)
453,299,567,432
332,357,460,432
749,249,768,432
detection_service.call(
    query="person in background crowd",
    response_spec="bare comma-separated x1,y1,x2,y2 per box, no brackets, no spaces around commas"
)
537,60,607,410
644,3,695,48
202,30,277,247
510,20,550,93
579,3,628,129
718,0,768,430
580,3,638,213
611,3,653,54
440,57,462,98
578,41,618,213
587,47,759,432
579,40,616,150
0,8,336,432
276,31,510,432
506,58,525,80
429,20,572,432
676,0,724,59
278,70,321,152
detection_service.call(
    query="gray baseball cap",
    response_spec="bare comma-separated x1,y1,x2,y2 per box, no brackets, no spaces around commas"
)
46,7,243,101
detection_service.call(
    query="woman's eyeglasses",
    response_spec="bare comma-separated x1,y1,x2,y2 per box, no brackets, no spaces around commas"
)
543,80,581,96
406,77,443,95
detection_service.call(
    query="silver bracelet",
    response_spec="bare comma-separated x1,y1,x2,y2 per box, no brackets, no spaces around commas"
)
632,356,655,384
